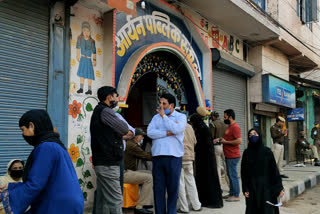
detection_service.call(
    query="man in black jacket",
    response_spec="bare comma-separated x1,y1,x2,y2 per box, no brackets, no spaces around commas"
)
90,86,129,214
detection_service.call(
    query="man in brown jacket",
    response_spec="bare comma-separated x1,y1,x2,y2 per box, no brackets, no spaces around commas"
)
210,111,228,186
178,123,202,213
124,129,153,214
270,116,288,178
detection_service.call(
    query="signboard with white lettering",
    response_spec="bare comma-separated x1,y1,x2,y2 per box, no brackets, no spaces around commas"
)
262,74,296,108
115,3,203,87
287,108,304,121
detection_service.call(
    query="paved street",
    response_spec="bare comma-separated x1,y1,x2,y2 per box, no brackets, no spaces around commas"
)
281,184,320,214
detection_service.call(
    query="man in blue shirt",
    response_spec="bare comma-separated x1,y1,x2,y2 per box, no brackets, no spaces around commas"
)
147,93,187,214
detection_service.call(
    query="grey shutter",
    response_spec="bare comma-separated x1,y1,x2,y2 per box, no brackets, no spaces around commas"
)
212,68,247,153
0,0,49,174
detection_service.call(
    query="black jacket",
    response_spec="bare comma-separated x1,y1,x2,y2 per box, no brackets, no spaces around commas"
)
90,103,127,166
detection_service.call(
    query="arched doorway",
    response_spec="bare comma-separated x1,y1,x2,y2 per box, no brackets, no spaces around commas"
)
123,51,198,128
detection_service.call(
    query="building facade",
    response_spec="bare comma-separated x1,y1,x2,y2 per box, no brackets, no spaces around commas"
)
0,0,319,210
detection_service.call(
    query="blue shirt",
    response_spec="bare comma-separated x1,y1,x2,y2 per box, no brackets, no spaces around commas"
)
116,112,135,151
147,110,187,157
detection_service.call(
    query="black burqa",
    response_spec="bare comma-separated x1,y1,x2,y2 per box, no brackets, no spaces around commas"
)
19,109,66,182
190,114,223,208
241,128,283,214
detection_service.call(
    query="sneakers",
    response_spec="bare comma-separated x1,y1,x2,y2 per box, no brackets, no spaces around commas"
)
134,208,153,214
192,207,202,212
77,88,83,94
280,174,289,178
85,89,92,95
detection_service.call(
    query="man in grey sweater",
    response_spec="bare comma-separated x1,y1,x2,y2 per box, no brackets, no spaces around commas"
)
90,86,129,214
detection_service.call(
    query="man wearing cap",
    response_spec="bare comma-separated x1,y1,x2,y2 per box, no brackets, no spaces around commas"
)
196,106,209,119
311,122,320,155
270,116,288,178
296,131,320,166
147,93,187,214
90,86,129,214
210,111,228,186
124,128,153,214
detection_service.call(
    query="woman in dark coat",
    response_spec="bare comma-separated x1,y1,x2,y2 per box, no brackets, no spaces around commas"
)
189,114,223,208
241,128,284,214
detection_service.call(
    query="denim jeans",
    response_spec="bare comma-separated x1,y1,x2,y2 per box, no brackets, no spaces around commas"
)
226,158,240,197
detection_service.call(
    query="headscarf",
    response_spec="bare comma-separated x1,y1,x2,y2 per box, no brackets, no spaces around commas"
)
6,159,23,175
245,128,265,169
247,128,263,150
19,109,66,182
189,113,207,132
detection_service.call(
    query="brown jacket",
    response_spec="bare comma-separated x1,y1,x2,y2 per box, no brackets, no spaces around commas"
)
270,123,285,144
183,123,197,161
124,139,152,171
209,118,227,139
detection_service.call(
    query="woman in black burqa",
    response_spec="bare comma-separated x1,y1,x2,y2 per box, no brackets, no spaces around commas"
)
241,128,284,214
189,114,223,208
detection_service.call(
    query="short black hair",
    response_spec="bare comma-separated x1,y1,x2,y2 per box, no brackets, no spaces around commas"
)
160,93,176,107
224,109,235,120
97,86,118,102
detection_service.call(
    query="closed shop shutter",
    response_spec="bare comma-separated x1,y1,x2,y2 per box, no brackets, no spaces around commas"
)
0,0,49,174
212,68,247,153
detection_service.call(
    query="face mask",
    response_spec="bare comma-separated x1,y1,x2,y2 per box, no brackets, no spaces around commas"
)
10,169,23,179
164,108,171,115
224,119,230,125
112,105,120,112
138,140,143,146
249,135,259,144
23,135,37,146
110,101,118,109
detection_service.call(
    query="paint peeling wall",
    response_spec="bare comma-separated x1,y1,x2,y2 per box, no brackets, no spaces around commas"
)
67,2,110,206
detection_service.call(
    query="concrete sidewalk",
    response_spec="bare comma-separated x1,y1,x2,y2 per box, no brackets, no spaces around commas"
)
188,163,320,214
87,163,320,214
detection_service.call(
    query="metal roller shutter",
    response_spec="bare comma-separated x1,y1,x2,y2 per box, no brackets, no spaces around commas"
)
0,0,49,174
212,68,247,153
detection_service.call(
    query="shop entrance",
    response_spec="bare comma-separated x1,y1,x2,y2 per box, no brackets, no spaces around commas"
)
123,51,198,128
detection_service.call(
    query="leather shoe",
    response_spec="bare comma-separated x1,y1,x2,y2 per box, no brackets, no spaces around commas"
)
280,174,289,178
143,205,153,209
177,209,189,213
222,194,230,199
134,208,153,214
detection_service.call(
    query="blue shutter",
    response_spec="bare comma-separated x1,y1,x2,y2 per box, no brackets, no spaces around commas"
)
0,0,49,175
306,0,318,23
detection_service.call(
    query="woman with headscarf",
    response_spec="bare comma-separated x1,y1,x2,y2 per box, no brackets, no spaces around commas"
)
0,160,24,214
0,110,84,214
241,128,284,214
189,114,223,208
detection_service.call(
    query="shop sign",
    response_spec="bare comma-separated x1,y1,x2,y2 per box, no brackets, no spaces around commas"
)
262,74,296,108
287,108,304,121
115,3,203,87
